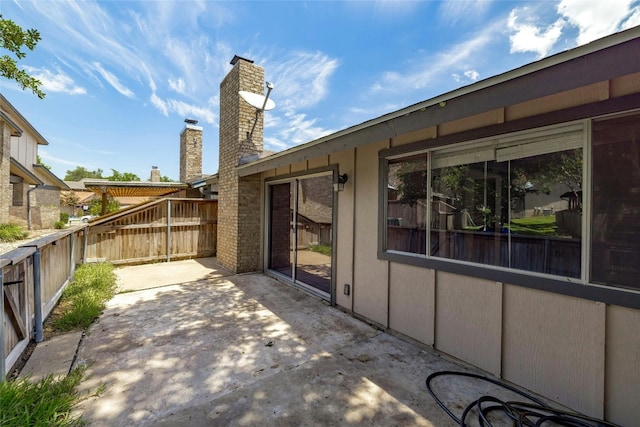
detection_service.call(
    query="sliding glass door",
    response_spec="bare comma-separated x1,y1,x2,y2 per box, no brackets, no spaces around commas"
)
268,173,333,298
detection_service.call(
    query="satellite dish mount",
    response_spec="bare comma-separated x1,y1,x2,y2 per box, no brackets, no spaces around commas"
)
239,81,275,142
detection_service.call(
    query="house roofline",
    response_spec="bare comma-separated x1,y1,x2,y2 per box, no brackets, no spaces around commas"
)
0,111,23,137
10,157,43,185
0,93,49,145
238,26,640,177
33,164,70,190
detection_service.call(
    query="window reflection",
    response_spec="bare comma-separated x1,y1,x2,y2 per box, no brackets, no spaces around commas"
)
591,114,640,290
430,148,582,277
386,154,428,254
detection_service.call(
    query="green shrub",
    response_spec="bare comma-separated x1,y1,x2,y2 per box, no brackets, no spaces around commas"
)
54,220,67,229
0,223,28,242
309,244,332,256
60,212,70,223
0,367,86,426
52,263,118,332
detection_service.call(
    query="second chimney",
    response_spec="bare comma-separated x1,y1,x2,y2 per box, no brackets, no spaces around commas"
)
150,166,161,182
180,119,203,183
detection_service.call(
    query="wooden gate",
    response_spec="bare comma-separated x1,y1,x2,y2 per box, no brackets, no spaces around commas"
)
86,198,217,265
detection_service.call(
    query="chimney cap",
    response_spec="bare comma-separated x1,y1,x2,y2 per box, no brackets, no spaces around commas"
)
230,55,254,66
152,166,158,169
184,118,198,125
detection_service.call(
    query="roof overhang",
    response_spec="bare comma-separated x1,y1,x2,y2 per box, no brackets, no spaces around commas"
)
237,26,640,177
0,111,23,137
10,157,42,185
33,164,70,190
0,93,49,145
83,181,189,198
189,173,218,189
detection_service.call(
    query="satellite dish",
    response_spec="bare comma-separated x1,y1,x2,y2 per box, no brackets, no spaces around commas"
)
239,90,276,111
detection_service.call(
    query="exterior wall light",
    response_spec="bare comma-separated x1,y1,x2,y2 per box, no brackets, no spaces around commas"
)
334,173,348,192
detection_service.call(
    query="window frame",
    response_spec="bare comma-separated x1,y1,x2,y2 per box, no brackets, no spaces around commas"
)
378,118,640,309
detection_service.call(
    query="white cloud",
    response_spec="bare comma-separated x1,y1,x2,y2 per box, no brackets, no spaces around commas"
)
369,23,499,95
452,69,480,84
268,111,334,150
23,66,86,95
168,77,186,94
92,63,135,98
266,51,339,111
438,0,493,24
558,0,638,45
465,70,480,81
38,150,82,167
150,93,169,116
149,93,216,124
507,8,565,58
167,99,216,124
622,7,640,28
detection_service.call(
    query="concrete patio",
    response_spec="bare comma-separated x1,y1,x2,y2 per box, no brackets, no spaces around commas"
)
71,258,546,426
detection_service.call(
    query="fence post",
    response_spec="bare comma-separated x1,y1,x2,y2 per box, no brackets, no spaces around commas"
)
83,226,88,264
1,267,5,380
33,249,43,343
166,199,172,262
69,233,76,278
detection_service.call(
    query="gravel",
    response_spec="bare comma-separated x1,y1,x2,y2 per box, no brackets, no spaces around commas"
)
0,229,60,256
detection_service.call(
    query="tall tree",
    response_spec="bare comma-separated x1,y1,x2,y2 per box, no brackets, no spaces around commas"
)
107,169,140,182
64,166,103,181
0,14,45,98
36,155,51,170
88,195,120,216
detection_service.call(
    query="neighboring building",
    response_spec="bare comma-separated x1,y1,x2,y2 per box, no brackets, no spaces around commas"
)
0,94,68,229
217,28,640,426
188,174,218,200
63,174,171,217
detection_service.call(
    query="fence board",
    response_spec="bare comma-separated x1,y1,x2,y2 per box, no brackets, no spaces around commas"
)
2,228,88,376
86,199,217,264
3,199,217,378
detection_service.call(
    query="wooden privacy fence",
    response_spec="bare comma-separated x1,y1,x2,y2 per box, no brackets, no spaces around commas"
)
86,199,217,265
1,228,84,379
2,198,218,378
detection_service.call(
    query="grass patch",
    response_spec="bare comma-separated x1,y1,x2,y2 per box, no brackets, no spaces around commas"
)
0,223,28,242
50,263,118,332
308,244,332,256
509,215,558,236
0,367,86,426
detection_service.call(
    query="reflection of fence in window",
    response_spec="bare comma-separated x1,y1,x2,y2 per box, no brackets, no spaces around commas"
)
429,133,583,278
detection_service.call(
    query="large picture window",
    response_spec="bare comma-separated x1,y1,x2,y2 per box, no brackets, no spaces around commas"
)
591,113,640,290
383,123,584,279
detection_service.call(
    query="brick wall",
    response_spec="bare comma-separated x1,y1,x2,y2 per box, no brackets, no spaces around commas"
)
150,167,161,182
8,186,61,229
180,125,203,183
218,57,264,273
0,122,10,223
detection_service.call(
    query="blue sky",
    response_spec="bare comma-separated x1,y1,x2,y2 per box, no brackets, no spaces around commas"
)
2,1,639,181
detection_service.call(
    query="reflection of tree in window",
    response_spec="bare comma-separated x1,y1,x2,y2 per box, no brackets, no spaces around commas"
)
396,158,428,206
387,155,428,254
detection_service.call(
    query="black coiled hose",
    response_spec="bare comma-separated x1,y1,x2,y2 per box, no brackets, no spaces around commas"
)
425,371,622,427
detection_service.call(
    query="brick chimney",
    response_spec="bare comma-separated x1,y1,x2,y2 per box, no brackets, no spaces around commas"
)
180,119,203,183
150,166,161,182
217,55,265,273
